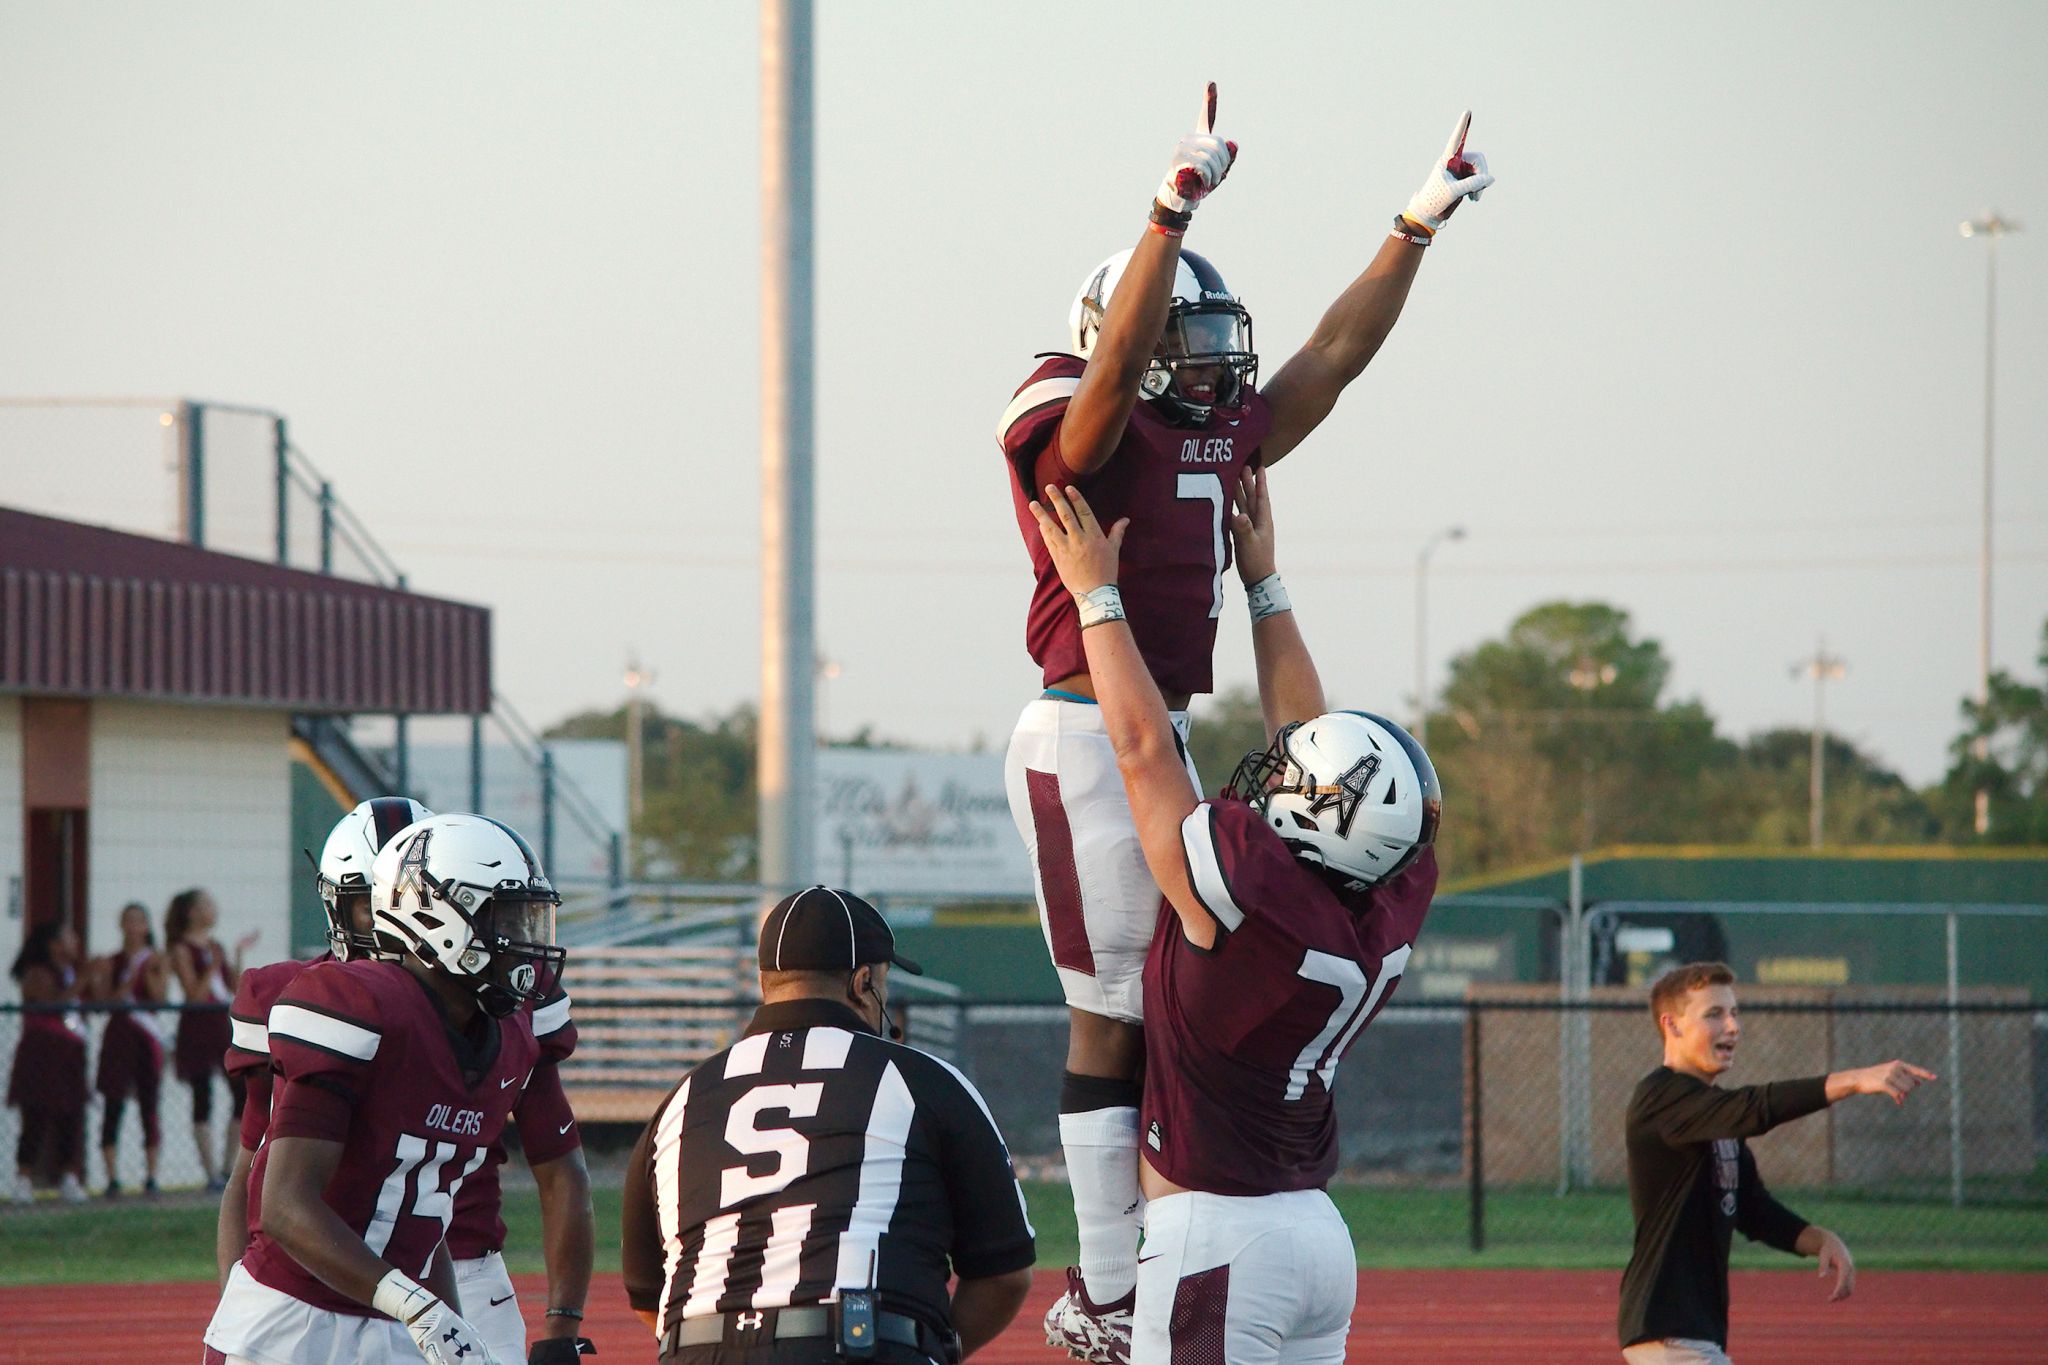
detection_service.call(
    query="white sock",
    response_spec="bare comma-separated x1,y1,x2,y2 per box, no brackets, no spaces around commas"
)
1059,1107,1141,1303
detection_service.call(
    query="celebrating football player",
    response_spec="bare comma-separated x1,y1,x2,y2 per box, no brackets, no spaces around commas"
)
202,814,569,1365
1029,468,1439,1364
215,801,594,1365
998,83,1486,1362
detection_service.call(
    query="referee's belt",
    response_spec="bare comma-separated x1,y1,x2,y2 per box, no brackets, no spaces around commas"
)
663,1303,942,1354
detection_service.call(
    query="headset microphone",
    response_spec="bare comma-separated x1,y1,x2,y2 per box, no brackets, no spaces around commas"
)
871,982,903,1041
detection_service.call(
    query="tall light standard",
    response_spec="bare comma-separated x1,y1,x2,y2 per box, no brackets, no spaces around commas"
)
1959,211,2021,834
1414,526,1465,747
623,658,654,865
1567,656,1617,851
1792,639,1847,848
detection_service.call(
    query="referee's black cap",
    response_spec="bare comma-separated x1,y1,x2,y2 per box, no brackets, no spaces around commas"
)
759,885,924,976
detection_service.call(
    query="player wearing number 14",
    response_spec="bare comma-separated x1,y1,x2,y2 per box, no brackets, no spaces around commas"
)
203,813,563,1365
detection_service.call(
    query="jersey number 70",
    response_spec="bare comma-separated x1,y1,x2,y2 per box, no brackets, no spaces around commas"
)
1285,944,1412,1102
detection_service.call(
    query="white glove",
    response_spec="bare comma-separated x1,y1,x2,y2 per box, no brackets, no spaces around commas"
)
1153,82,1236,222
375,1269,506,1365
1400,111,1493,236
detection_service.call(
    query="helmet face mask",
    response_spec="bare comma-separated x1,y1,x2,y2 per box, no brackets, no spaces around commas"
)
1227,712,1441,888
456,894,564,1018
1150,300,1256,423
372,815,565,1018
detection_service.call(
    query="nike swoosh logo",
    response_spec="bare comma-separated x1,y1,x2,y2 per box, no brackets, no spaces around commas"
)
558,1121,574,1134
1137,1254,1161,1264
489,1294,516,1307
500,1076,518,1088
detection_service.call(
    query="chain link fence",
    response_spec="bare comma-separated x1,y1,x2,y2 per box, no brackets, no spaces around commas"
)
539,990,2048,1267
2,1004,236,1198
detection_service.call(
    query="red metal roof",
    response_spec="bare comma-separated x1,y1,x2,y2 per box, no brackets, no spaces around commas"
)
0,506,489,714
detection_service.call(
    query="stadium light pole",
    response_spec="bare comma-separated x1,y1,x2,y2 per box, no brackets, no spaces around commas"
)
1792,638,1847,848
758,0,817,897
623,657,653,856
1959,211,2020,835
1414,526,1465,748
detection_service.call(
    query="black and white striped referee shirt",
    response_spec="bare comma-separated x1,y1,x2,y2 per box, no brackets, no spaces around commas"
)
621,998,1035,1339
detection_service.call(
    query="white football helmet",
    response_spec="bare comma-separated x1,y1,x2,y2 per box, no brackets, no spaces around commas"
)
314,797,433,960
1069,247,1255,425
370,813,565,1017
1226,711,1441,887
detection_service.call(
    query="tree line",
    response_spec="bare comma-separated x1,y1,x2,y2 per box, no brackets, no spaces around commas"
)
548,603,2048,883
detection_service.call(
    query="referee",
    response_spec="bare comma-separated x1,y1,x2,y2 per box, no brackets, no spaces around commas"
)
622,886,1035,1364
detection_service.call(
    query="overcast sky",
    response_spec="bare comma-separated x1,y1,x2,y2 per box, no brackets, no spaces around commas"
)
2,1,2042,788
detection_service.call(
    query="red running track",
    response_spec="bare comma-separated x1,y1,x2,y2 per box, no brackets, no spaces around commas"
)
3,1267,2042,1362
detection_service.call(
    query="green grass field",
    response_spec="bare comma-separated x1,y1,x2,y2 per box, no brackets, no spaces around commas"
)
3,1181,2041,1286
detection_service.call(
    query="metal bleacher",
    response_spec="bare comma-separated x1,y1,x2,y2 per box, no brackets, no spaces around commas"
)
560,943,756,1123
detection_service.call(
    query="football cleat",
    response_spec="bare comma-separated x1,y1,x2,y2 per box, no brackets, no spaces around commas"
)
1043,1265,1134,1365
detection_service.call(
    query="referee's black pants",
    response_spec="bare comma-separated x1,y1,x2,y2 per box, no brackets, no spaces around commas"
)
665,1346,943,1365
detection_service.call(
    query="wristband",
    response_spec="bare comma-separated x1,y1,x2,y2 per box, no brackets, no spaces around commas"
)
1150,199,1192,236
371,1268,435,1325
1390,214,1433,246
1074,584,1127,629
1246,573,1292,621
544,1307,586,1321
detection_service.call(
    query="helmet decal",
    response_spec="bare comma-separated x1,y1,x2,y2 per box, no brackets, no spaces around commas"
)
1306,754,1380,837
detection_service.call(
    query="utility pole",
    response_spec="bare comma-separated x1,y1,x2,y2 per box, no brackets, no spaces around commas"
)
1414,526,1465,747
623,658,653,869
758,0,817,895
1793,638,1847,848
1959,211,2020,835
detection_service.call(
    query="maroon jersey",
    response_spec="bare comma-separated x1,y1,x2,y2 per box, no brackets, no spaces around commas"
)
240,959,539,1314
1000,354,1273,696
446,985,581,1259
1141,798,1438,1196
227,954,331,1154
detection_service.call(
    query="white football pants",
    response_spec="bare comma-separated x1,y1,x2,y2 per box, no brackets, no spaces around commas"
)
1133,1188,1355,1365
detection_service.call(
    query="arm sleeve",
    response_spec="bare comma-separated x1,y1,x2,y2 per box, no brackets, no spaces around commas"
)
513,1062,581,1166
998,367,1083,493
262,963,383,1142
224,968,271,1081
1179,800,1300,942
1635,1072,1830,1147
927,1059,1036,1280
530,986,577,1064
1735,1142,1810,1253
238,1067,274,1152
619,1096,670,1315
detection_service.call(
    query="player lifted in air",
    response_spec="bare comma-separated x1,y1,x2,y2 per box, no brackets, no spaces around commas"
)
1029,468,1438,1363
997,83,1488,1362
202,814,567,1365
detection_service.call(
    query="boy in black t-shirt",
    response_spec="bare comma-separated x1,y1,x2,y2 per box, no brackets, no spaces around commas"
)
1618,962,1935,1364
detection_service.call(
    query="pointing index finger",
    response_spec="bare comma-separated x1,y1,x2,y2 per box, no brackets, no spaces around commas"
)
1199,81,1217,135
1442,109,1473,167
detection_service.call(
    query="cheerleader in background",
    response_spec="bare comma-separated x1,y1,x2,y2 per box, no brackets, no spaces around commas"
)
164,889,257,1193
8,920,89,1204
89,902,169,1197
